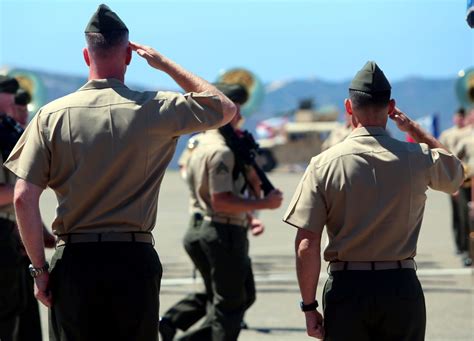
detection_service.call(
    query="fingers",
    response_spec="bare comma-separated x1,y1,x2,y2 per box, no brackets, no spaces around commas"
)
36,289,53,308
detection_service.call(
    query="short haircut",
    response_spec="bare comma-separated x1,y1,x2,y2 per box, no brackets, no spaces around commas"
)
85,30,129,56
456,107,466,117
349,89,391,109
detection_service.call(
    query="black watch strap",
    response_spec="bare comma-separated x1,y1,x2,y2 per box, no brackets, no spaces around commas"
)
300,300,319,312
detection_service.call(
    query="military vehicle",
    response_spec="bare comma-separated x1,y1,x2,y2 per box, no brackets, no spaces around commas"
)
255,99,341,172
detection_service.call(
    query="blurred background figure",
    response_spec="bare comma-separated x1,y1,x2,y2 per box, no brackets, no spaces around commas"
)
439,107,467,255
454,108,474,266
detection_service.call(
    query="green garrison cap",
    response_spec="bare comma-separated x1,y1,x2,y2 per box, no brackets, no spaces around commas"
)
0,76,19,94
215,83,249,105
15,89,32,106
349,61,391,93
85,4,128,33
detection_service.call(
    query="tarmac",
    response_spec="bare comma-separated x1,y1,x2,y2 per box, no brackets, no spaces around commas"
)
38,171,474,340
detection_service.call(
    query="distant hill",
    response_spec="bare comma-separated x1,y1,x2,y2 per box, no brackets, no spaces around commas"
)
1,67,462,168
256,77,458,131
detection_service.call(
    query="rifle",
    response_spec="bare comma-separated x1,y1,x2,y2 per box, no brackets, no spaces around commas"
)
219,124,275,196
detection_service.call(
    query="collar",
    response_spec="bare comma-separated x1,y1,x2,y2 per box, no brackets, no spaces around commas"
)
77,78,128,91
347,126,389,139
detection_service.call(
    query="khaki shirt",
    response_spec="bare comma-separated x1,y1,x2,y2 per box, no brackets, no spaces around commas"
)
284,127,463,262
439,125,467,153
0,154,16,220
455,127,474,177
186,129,246,220
4,79,224,235
321,123,352,151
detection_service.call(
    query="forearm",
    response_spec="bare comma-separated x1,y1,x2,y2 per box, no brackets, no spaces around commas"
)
14,180,45,267
160,58,235,121
295,230,321,304
212,192,268,213
407,121,445,150
0,184,14,206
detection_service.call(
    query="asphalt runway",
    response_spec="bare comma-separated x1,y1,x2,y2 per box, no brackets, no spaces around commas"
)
38,171,473,340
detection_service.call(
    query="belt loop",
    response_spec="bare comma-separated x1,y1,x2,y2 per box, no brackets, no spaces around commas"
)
67,234,71,243
397,260,402,269
413,259,417,271
343,262,348,271
131,232,136,242
98,233,102,242
371,262,375,271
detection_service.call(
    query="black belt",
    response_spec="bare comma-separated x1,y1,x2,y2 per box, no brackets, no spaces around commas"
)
56,232,154,247
204,215,248,228
329,259,416,272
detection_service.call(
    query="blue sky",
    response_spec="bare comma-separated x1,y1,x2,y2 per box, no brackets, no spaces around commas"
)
1,0,473,89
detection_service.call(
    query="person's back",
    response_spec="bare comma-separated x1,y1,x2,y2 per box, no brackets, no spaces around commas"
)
21,82,220,234
310,126,460,261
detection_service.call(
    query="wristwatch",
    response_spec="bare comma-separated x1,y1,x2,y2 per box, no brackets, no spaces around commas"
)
300,300,319,312
28,262,49,278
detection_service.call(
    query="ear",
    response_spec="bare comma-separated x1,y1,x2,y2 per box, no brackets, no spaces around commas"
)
125,45,132,65
83,48,91,66
344,98,353,115
387,99,396,116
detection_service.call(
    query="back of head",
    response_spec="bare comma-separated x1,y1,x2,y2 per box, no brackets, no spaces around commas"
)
348,61,391,111
0,75,19,114
84,4,129,59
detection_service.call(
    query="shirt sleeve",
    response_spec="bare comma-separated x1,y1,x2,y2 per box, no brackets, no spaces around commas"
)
282,162,327,233
4,113,51,188
155,91,224,136
208,148,234,194
427,146,464,194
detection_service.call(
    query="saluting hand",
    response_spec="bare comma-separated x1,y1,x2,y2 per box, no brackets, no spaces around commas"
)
389,107,413,133
130,41,168,71
305,310,325,339
35,272,53,308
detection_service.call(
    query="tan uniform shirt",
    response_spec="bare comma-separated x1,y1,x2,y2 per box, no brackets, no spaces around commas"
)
439,125,467,153
186,129,246,220
455,127,474,177
0,154,16,220
321,123,352,151
4,79,224,235
284,126,463,262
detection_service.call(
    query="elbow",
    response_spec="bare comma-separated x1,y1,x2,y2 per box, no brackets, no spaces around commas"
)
13,189,28,212
295,229,321,257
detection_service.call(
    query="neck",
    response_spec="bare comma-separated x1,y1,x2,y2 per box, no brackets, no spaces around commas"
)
88,60,125,83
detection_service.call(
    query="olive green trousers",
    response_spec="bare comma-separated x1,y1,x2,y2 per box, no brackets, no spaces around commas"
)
176,220,253,341
0,219,26,341
163,215,255,337
323,268,426,341
49,242,162,341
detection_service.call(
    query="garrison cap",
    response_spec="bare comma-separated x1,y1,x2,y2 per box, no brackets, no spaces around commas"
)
215,83,248,105
349,61,391,93
0,75,19,94
85,4,128,33
15,89,32,106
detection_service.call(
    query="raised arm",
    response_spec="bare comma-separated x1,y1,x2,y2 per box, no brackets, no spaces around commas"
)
130,41,236,126
389,107,446,150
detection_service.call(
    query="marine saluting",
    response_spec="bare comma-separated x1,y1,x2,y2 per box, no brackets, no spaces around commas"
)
4,4,235,341
283,61,464,340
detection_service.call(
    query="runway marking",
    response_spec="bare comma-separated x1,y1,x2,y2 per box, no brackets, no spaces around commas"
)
161,268,473,286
